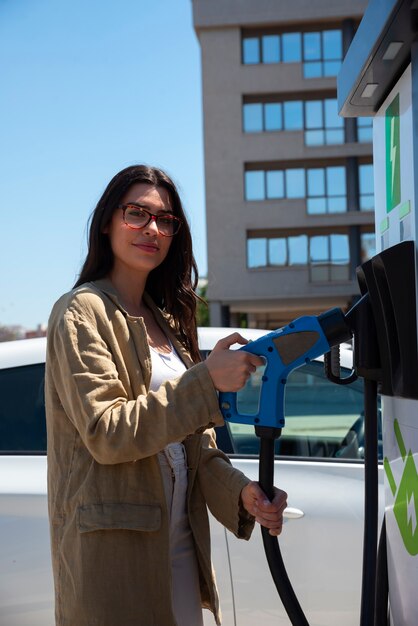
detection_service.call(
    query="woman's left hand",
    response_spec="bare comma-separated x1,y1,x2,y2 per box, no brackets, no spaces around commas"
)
240,481,288,536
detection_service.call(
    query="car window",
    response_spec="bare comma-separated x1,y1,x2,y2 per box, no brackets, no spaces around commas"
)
0,364,46,454
226,360,382,461
0,354,382,461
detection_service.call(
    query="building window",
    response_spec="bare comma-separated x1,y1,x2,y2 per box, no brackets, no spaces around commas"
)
245,170,266,200
269,237,287,265
310,234,349,281
305,99,344,145
243,98,344,145
282,32,302,62
242,37,260,64
247,238,268,268
245,165,347,213
267,170,285,198
243,103,264,132
286,169,305,198
247,235,308,269
361,232,376,262
303,30,342,78
262,35,280,63
307,166,346,214
289,234,308,264
265,103,282,130
357,117,373,143
247,233,350,281
242,28,343,77
284,100,303,130
358,163,374,211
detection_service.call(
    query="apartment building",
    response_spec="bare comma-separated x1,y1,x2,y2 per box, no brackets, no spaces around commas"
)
192,0,374,328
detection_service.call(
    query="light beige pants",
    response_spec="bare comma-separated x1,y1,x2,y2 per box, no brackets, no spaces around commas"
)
158,444,204,626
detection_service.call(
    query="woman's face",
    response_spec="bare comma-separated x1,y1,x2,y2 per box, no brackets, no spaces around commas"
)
105,183,175,278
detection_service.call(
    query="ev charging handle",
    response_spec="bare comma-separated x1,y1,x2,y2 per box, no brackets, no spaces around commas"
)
219,298,381,626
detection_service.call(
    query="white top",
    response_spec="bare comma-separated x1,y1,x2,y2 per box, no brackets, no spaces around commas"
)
150,343,204,626
149,341,187,391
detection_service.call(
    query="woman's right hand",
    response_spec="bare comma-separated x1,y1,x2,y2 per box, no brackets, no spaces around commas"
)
205,332,265,392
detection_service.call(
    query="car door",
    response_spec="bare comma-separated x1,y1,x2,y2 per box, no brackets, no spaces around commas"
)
0,360,53,626
210,359,384,626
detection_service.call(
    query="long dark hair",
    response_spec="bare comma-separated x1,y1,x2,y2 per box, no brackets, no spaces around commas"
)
74,164,202,362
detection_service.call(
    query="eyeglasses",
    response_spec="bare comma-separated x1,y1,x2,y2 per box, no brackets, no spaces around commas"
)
119,204,182,237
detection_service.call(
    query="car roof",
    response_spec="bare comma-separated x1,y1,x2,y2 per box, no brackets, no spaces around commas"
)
0,328,353,370
197,326,266,350
0,337,47,369
0,328,266,369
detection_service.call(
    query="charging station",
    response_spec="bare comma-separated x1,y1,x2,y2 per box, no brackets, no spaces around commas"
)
217,3,418,623
338,1,418,623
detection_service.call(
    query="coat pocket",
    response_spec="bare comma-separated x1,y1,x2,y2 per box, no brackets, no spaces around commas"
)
77,502,161,533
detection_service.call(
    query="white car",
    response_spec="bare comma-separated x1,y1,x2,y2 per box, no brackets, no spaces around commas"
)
0,330,383,626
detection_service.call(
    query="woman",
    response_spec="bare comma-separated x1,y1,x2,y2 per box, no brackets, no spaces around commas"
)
45,164,287,626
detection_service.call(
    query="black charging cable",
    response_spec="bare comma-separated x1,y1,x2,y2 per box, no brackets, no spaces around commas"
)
250,294,384,626
255,426,310,626
324,344,381,626
374,516,389,626
253,376,381,626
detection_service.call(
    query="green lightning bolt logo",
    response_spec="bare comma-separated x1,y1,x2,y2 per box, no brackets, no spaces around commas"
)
384,419,418,555
385,94,401,213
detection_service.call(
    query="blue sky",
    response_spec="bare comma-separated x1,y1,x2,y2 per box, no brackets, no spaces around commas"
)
0,0,206,329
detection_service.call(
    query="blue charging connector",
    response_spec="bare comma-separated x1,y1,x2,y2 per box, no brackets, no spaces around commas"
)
219,315,332,429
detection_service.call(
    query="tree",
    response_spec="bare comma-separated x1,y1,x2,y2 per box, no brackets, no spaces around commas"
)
196,282,209,327
0,324,24,342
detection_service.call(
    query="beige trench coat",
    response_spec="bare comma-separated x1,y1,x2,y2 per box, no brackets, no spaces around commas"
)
45,279,254,626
